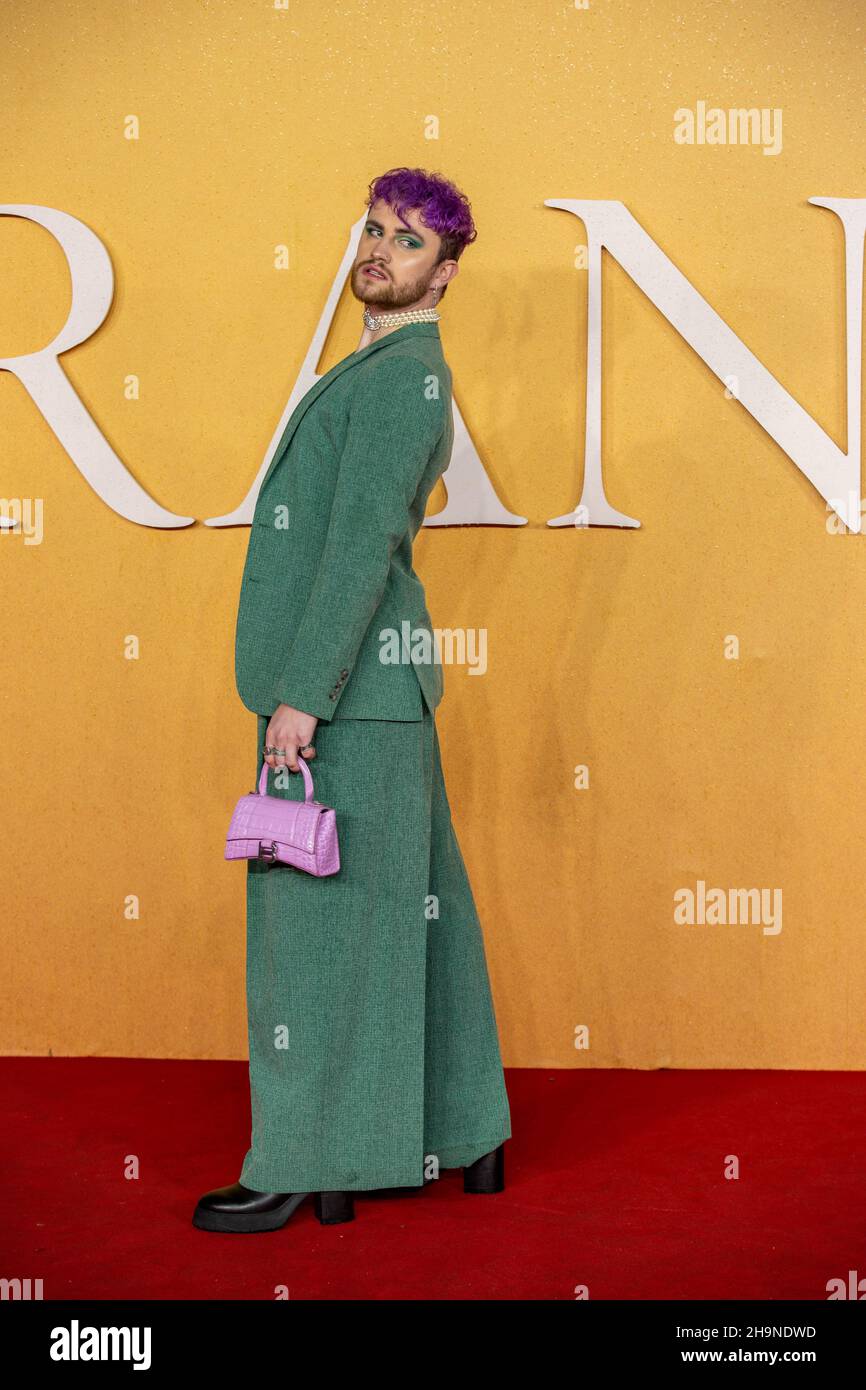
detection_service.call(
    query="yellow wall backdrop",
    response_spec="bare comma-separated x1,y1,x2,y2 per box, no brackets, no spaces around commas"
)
2,0,864,1066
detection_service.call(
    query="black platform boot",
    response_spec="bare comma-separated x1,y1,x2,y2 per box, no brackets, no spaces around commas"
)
463,1144,505,1194
192,1182,354,1233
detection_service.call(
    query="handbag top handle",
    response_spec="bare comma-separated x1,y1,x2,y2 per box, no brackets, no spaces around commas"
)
257,756,315,802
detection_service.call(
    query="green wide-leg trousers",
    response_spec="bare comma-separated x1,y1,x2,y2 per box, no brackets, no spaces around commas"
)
238,708,512,1193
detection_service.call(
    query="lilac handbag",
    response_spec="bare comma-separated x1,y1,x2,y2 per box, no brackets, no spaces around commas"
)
224,756,340,876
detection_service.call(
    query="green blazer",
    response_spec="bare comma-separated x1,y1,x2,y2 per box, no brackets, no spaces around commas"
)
234,320,453,722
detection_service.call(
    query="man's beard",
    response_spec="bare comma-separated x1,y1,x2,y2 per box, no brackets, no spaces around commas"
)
351,264,435,309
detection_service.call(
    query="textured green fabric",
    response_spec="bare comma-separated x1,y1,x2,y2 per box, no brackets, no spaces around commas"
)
239,710,512,1191
234,320,510,1190
234,321,453,722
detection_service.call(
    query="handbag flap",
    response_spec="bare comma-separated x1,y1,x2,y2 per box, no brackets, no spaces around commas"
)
227,792,325,855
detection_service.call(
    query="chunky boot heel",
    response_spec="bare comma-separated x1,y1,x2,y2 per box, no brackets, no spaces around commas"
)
463,1144,505,1194
314,1190,355,1225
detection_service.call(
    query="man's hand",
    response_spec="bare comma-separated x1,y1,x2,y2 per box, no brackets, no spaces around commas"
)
265,703,318,773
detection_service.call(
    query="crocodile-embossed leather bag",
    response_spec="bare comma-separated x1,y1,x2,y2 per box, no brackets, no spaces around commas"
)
224,757,340,876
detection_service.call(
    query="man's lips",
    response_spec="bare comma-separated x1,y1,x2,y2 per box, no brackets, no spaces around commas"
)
362,265,389,280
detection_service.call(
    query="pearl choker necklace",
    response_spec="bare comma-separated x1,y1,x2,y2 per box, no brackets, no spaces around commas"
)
362,306,441,330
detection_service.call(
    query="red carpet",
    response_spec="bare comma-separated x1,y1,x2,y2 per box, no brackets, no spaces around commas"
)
2,1060,863,1300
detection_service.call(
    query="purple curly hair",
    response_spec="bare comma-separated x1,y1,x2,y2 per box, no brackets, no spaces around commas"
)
365,166,477,299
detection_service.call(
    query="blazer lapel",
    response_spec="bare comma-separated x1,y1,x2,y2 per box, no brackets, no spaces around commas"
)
259,321,440,493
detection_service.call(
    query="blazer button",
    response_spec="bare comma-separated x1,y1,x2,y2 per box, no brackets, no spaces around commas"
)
340,668,348,677
328,692,337,701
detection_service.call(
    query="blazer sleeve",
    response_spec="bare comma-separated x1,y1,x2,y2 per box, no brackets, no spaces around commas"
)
273,354,446,720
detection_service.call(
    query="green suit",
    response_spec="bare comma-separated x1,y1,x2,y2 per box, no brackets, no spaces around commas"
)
235,321,452,722
233,320,511,1192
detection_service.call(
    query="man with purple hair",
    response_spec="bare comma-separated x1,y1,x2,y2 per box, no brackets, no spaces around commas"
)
194,168,512,1233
